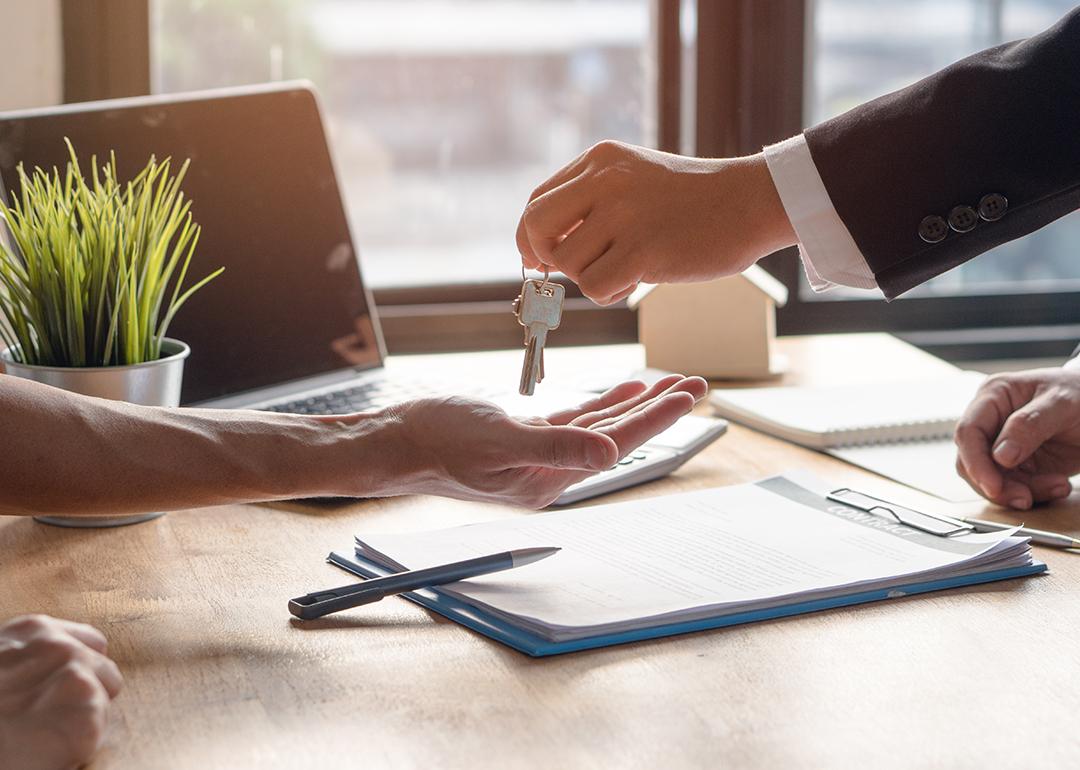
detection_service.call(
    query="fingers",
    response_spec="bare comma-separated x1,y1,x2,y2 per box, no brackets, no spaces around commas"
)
953,371,1080,506
991,391,1077,470
956,446,1072,510
569,375,686,428
954,410,1005,500
53,620,108,655
579,376,708,430
1030,474,1073,503
511,375,705,509
968,384,1080,509
954,454,987,502
545,380,649,425
548,215,613,281
606,282,641,306
527,148,592,205
517,208,544,270
518,178,596,268
998,476,1035,511
40,661,109,710
11,636,123,699
36,662,111,764
596,391,698,455
995,471,1071,510
577,245,642,305
0,616,122,699
509,423,619,471
87,648,123,699
516,146,600,267
1,615,107,654
954,378,1018,499
70,647,123,700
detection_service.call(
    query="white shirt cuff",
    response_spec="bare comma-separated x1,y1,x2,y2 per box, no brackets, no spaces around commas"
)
763,134,877,292
1065,343,1080,370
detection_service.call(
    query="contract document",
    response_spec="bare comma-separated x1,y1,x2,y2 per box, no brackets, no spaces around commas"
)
329,474,1044,656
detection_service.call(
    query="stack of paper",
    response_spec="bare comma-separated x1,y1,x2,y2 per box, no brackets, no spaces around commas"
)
331,474,1043,655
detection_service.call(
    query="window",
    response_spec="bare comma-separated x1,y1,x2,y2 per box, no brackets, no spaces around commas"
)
60,1,1080,358
807,0,1080,301
151,0,654,289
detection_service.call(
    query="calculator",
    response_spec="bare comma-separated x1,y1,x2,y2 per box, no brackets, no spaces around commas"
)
552,414,728,506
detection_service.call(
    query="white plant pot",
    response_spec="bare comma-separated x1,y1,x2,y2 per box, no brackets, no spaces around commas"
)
0,339,190,528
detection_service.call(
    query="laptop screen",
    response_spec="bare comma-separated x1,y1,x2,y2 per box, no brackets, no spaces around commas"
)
0,84,383,404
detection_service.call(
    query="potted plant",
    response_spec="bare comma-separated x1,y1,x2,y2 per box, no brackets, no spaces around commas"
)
0,140,222,527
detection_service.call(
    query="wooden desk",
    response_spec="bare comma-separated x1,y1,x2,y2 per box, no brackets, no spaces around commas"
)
3,334,1079,769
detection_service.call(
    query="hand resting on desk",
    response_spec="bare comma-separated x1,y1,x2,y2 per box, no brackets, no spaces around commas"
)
955,366,1080,510
0,615,122,770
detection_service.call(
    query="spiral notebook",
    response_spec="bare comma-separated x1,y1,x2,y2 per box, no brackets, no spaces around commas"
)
709,372,986,501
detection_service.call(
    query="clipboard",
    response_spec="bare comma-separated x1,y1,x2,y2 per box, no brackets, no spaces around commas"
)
826,487,974,536
324,479,1046,657
326,550,1044,657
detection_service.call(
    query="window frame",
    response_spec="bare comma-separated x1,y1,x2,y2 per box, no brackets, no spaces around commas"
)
61,0,150,103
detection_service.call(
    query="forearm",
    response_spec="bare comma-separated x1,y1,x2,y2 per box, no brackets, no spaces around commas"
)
0,376,413,516
677,151,798,271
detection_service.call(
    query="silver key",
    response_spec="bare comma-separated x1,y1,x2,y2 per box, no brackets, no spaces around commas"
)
514,278,564,395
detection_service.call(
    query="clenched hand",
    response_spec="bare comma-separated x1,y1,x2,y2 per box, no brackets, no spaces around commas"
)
954,367,1080,509
0,615,122,770
516,141,795,304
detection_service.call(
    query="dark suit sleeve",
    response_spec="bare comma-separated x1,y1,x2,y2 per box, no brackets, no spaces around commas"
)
803,7,1080,300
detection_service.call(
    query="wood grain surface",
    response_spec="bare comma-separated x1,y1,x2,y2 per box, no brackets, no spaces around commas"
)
3,335,1079,770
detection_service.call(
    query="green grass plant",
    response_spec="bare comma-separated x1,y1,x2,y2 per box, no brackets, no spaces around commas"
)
0,140,222,367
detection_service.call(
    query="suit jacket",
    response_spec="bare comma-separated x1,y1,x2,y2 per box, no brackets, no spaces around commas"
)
804,7,1080,300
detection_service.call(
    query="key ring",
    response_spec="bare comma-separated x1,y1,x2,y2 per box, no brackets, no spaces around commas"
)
521,264,551,290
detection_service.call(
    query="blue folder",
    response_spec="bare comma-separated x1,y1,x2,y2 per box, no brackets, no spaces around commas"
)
327,550,1046,658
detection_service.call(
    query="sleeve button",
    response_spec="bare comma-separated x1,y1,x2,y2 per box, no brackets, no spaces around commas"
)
918,215,949,243
947,205,979,233
978,193,1008,222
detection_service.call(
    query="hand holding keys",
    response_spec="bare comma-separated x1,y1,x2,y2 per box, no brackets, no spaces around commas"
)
513,271,565,395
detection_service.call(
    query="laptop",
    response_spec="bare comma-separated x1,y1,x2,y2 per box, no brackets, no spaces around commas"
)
0,82,725,503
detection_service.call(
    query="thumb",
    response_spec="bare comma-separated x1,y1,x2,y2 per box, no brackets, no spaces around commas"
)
514,425,617,471
992,393,1068,468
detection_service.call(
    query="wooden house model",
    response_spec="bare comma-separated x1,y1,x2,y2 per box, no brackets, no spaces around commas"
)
627,266,789,380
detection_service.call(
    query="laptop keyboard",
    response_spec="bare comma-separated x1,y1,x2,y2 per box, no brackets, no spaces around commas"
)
260,379,445,415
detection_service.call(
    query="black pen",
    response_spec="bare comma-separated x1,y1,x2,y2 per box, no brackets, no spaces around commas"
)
288,547,560,620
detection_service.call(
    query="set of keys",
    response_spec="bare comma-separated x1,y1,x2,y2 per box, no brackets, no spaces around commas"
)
512,269,565,396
